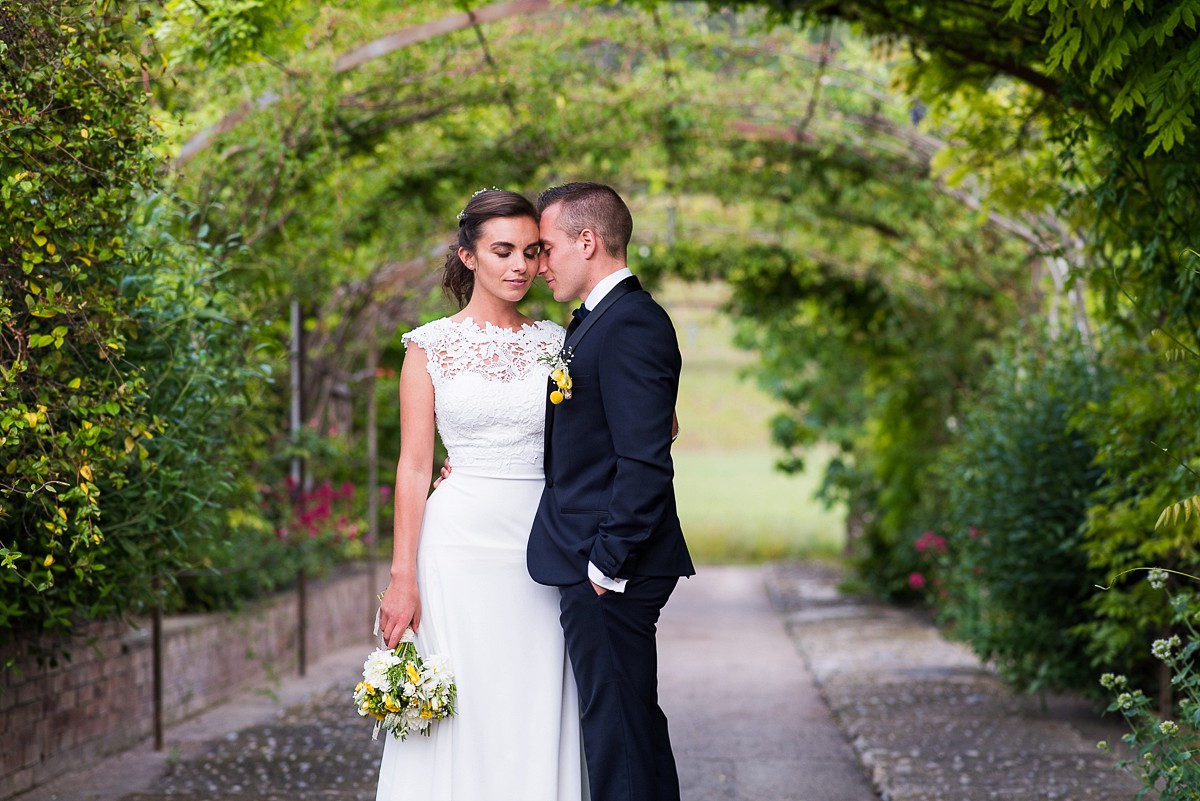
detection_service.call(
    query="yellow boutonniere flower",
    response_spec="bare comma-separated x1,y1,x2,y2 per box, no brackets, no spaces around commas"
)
540,348,574,404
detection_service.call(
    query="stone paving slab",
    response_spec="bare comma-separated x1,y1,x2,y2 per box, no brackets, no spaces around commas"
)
764,562,1145,801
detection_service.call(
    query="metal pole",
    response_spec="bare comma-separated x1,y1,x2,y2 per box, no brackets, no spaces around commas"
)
290,299,307,677
366,310,380,638
152,589,163,751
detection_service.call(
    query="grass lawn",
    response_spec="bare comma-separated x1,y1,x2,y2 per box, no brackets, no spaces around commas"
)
658,280,847,564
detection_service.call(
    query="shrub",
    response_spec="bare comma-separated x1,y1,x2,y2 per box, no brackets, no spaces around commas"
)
1075,334,1200,692
932,336,1107,693
0,0,163,639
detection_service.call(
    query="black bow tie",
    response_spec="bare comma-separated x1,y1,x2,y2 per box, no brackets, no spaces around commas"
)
572,305,591,323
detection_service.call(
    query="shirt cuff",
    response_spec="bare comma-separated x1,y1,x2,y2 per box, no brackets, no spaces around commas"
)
588,561,628,593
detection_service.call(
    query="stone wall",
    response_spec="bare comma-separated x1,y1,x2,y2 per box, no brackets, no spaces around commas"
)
0,563,378,799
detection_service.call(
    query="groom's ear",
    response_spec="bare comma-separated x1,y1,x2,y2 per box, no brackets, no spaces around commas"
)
578,228,598,259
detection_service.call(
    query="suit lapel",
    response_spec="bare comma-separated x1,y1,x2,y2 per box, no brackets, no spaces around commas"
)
545,275,641,478
564,275,641,351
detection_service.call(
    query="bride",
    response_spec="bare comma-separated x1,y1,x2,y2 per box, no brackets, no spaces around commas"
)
374,189,586,800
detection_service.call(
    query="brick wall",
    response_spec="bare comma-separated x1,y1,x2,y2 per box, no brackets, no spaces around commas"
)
0,563,378,799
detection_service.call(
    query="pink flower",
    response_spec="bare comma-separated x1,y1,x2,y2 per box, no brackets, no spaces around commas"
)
908,572,927,590
379,485,393,501
915,532,947,553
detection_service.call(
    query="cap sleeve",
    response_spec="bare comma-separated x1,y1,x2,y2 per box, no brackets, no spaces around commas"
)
401,319,446,353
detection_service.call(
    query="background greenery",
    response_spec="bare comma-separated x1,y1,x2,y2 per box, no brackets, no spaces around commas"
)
4,8,1200,762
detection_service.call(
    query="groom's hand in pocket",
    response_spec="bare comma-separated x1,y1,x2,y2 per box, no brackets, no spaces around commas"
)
590,581,608,596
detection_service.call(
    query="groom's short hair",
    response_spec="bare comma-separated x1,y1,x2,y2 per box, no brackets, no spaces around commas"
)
537,182,633,259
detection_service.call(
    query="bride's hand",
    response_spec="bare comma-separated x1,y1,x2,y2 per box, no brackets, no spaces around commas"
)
379,579,421,649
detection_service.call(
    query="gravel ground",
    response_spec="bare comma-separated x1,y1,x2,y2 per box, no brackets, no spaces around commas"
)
120,686,383,801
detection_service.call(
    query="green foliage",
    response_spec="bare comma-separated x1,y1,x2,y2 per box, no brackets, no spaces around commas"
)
1101,578,1200,801
0,0,162,634
932,336,1107,694
107,198,277,615
0,2,293,649
1075,332,1200,683
638,222,1029,598
153,0,308,69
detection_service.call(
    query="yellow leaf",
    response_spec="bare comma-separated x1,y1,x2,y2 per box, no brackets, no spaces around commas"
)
32,234,47,247
1156,506,1170,529
46,243,56,256
43,554,54,567
68,377,81,389
80,464,93,482
80,128,89,139
23,412,38,427
124,437,136,454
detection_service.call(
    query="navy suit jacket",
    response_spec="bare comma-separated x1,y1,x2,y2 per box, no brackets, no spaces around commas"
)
528,276,695,586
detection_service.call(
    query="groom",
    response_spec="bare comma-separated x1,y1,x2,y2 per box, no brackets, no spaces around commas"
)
529,182,695,801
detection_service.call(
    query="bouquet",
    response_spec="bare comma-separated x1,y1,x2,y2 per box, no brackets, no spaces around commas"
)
353,627,457,740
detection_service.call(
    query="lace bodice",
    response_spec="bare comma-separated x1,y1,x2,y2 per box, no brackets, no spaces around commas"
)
402,317,565,475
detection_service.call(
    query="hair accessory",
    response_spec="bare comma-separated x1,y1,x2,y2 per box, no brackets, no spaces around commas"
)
456,186,502,222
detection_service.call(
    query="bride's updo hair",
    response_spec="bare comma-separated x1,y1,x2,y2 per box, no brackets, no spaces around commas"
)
444,189,538,308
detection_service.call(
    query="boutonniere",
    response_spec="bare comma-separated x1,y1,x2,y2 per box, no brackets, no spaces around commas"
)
539,348,574,405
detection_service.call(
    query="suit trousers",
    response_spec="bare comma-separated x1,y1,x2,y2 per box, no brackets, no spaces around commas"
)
559,576,681,801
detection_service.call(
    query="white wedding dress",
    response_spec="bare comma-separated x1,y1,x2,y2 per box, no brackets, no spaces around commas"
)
376,317,586,801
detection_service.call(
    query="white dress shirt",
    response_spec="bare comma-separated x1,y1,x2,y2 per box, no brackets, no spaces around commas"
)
581,268,634,593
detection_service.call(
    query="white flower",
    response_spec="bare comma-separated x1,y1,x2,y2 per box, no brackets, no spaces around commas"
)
363,649,401,688
1148,568,1169,589
1152,635,1181,661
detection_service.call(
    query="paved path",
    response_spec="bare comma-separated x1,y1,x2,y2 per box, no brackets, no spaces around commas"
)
765,562,1143,801
13,563,1141,801
661,566,876,801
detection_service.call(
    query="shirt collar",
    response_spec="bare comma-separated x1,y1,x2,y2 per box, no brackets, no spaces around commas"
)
584,267,634,311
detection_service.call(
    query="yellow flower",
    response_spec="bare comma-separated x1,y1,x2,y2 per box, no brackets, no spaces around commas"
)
373,712,386,721
383,694,402,713
362,682,375,694
406,662,421,684
550,390,564,405
551,368,566,384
